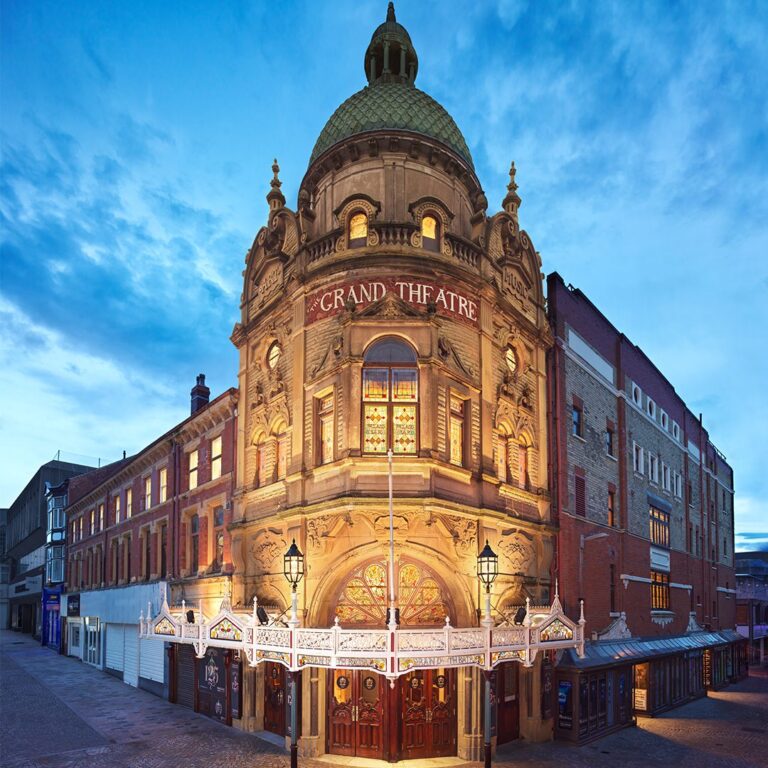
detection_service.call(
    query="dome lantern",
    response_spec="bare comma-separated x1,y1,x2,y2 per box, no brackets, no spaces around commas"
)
365,2,418,85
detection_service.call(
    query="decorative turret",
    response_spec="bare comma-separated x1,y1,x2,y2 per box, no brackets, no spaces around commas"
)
502,161,521,223
365,2,418,85
266,158,285,211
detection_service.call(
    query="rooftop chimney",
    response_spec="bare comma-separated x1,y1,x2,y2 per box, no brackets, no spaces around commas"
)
191,373,210,415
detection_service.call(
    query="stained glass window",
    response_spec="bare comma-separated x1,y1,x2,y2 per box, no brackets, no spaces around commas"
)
362,338,418,455
318,394,334,465
349,212,368,243
449,395,465,466
363,405,388,453
335,561,449,626
363,369,389,401
392,406,417,454
392,369,418,401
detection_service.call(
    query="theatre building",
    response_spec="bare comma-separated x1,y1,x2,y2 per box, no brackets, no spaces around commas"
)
144,4,584,763
547,273,747,743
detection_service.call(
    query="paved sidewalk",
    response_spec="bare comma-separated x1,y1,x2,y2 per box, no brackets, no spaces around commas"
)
1,629,767,767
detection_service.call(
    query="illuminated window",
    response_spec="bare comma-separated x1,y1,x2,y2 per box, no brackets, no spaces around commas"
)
211,435,223,480
78,516,83,540
449,395,465,466
98,504,104,532
189,449,198,490
349,212,368,245
651,571,670,610
650,506,670,548
267,341,281,370
159,468,168,503
335,561,448,626
126,488,132,519
608,489,616,527
89,509,95,536
421,214,439,251
362,338,418,455
115,494,121,525
318,393,335,465
144,476,152,510
212,506,224,571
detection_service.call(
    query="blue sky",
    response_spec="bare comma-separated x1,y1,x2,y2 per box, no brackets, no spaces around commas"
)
1,1,766,548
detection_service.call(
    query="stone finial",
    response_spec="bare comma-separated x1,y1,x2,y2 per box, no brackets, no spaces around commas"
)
502,161,522,220
267,158,286,211
387,2,396,22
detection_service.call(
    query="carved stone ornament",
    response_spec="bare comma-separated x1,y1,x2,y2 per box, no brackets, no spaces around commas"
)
438,515,477,556
250,530,286,574
594,612,632,641
373,514,409,536
498,530,535,574
437,336,473,377
306,515,336,554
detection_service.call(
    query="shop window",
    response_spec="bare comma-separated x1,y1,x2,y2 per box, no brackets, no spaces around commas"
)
211,436,223,480
349,212,368,247
159,468,168,503
362,338,418,455
317,393,335,465
212,506,224,572
190,514,200,574
651,571,670,610
421,214,439,252
649,506,670,548
188,449,199,490
449,395,465,466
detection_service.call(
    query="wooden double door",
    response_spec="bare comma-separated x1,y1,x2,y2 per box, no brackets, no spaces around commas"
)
264,661,286,736
327,668,456,761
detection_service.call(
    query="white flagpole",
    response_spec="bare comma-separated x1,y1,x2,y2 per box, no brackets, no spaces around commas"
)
388,448,397,628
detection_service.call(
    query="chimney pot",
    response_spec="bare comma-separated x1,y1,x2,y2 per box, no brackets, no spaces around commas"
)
190,373,211,415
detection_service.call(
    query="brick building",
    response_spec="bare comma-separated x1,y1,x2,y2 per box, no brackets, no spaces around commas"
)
735,551,768,664
64,378,237,700
547,272,746,742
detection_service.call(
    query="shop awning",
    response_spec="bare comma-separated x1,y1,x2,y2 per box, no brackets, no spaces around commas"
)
558,630,740,670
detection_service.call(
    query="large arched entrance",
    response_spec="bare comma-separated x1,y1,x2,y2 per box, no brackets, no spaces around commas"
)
327,560,458,761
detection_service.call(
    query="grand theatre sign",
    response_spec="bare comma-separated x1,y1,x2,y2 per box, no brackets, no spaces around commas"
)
306,277,479,326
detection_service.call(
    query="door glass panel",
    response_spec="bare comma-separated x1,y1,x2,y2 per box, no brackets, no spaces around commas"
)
333,670,352,705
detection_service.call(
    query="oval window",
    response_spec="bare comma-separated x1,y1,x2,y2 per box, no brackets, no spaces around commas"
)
267,341,281,370
505,347,518,373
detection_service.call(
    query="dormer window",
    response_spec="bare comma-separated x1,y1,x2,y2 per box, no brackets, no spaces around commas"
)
421,214,439,252
349,212,368,247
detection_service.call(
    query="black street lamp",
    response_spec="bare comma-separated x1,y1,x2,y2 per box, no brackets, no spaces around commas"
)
283,539,304,768
477,540,499,768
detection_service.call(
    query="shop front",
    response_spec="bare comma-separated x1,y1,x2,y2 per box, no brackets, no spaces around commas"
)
41,586,62,651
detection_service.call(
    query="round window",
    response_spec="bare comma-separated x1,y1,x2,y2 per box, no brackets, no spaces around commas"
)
505,347,518,373
267,342,281,370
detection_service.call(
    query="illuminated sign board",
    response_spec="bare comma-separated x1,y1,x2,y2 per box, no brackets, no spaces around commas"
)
306,278,478,326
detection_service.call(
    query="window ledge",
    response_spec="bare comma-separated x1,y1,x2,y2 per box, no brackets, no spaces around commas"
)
571,434,587,444
606,454,618,462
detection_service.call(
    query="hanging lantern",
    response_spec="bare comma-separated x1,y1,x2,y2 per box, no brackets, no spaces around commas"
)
477,540,498,592
283,539,305,591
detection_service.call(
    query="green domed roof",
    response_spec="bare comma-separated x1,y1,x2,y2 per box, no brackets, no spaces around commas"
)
310,81,474,168
308,3,473,169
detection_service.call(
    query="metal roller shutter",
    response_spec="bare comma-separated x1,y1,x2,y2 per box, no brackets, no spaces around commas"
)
105,624,125,672
139,638,165,683
177,645,195,709
123,625,139,687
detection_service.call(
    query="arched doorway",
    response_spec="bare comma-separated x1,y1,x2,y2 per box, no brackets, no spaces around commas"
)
327,559,458,761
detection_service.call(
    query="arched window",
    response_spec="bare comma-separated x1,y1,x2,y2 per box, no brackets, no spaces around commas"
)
362,338,418,455
349,212,368,247
518,435,532,489
275,427,288,479
335,561,449,626
421,214,439,252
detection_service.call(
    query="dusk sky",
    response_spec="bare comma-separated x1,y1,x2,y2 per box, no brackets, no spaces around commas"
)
1,1,766,548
